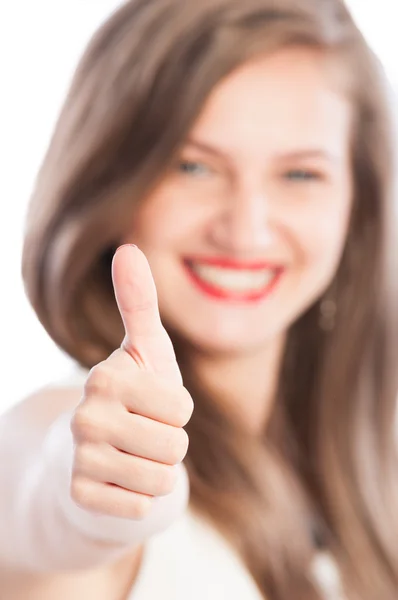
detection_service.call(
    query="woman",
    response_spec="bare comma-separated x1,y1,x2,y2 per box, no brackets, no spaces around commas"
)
1,0,398,598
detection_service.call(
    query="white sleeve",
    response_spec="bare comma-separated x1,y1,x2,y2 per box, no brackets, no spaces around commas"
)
3,367,190,572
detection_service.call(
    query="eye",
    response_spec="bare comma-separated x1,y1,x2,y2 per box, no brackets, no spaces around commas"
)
177,160,211,177
283,169,322,182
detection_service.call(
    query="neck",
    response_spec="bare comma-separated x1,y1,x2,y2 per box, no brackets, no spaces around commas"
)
185,335,286,435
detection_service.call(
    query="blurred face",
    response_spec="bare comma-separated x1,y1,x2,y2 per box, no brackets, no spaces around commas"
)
129,48,353,355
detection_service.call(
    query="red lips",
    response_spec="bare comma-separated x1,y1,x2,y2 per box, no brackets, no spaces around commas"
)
183,257,284,303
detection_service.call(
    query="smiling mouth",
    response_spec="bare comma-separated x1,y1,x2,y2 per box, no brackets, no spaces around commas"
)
183,257,284,303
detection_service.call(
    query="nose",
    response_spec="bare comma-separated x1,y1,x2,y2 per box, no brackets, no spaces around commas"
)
210,186,274,253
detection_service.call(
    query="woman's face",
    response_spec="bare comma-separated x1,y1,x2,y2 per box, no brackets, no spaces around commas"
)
129,48,353,354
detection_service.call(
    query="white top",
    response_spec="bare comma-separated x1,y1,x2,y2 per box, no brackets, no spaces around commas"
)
131,509,263,599
56,367,344,599
129,509,344,600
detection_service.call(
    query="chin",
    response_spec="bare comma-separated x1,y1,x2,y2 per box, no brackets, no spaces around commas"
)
168,318,274,357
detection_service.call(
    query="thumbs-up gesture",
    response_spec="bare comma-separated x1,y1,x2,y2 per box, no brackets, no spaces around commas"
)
70,245,194,520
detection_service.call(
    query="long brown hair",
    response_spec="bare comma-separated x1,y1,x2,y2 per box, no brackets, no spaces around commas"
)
22,0,398,598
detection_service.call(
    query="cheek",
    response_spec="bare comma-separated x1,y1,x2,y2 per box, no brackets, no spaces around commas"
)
294,201,351,273
132,190,215,249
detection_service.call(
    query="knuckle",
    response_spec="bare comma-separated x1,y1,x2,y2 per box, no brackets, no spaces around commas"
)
71,407,104,443
175,388,194,426
177,428,190,460
155,465,177,496
85,363,115,398
166,429,189,464
128,495,153,520
70,476,95,511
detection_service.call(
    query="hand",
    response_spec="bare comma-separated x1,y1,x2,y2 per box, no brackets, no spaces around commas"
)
70,245,193,520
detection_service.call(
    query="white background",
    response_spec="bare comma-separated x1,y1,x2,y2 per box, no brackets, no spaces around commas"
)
0,1,397,413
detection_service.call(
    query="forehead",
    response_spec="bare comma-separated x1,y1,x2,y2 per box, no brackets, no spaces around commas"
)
189,47,353,159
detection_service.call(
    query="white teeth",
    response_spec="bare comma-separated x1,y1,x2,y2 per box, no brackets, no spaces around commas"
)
190,263,276,293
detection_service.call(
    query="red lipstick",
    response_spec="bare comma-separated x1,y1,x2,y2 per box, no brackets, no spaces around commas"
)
183,257,284,303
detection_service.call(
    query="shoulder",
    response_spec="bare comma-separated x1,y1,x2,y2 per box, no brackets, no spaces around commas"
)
0,365,89,446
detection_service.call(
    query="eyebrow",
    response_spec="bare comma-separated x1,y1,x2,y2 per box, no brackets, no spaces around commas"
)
184,138,341,165
274,149,341,164
184,138,230,161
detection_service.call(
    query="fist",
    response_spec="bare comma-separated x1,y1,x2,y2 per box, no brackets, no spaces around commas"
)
70,245,194,520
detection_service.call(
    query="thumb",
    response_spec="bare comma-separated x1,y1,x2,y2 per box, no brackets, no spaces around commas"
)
112,244,182,384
